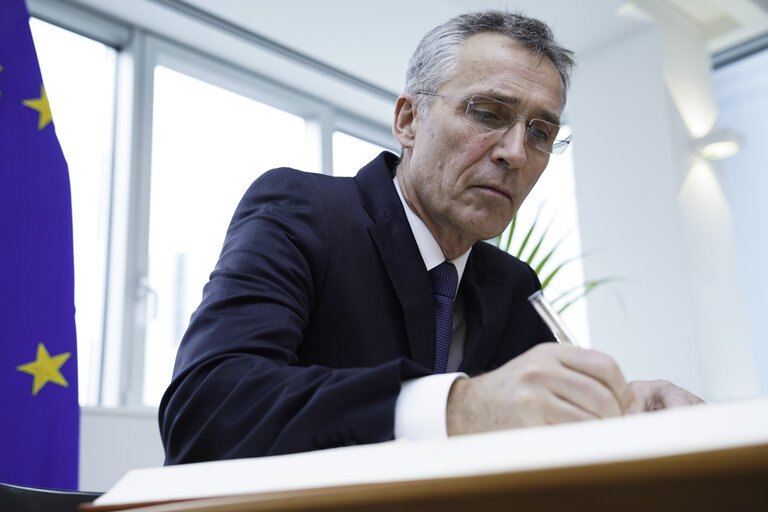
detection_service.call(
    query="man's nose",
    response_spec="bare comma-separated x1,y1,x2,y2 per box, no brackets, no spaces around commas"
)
491,120,527,169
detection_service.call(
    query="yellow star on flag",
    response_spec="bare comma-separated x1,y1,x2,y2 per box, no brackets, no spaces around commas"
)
16,342,71,396
22,85,53,130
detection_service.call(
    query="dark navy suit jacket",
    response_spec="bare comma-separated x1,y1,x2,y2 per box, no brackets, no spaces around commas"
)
159,152,552,464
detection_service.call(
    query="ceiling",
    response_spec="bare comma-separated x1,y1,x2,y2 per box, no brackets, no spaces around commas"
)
177,0,768,94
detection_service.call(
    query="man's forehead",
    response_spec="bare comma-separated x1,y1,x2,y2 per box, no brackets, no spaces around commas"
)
448,34,564,118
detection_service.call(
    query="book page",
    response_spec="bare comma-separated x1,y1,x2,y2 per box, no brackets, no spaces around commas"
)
95,396,768,506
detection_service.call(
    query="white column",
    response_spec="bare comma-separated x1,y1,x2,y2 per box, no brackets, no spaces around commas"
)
568,12,758,401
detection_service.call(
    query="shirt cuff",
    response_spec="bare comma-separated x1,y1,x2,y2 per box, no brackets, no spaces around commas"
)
394,372,468,440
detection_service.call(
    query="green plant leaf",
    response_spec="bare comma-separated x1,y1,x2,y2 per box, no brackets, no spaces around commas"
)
524,216,555,266
533,233,568,275
516,220,536,259
504,214,517,253
539,255,579,290
515,204,545,259
493,204,617,314
552,278,619,314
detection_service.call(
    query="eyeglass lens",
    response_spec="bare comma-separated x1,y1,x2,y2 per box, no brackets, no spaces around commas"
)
465,95,567,154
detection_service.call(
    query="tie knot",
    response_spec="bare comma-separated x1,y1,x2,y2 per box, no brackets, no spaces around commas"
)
429,261,458,299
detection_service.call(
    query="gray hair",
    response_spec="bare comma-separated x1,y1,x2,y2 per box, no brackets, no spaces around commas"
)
405,10,575,116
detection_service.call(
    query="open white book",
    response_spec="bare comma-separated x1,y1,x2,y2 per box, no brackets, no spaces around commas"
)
95,396,768,507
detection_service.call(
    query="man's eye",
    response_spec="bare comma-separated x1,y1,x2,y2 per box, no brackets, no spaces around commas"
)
527,126,549,140
467,105,507,127
528,122,557,141
469,108,500,120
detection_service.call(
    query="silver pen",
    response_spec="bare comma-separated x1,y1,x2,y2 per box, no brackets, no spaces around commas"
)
528,290,580,347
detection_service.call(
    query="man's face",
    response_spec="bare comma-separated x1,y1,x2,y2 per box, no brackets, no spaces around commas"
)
396,32,563,256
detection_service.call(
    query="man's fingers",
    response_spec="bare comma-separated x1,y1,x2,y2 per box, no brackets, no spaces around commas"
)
447,343,642,436
548,344,637,415
546,367,624,419
503,343,634,419
630,380,704,411
540,392,598,424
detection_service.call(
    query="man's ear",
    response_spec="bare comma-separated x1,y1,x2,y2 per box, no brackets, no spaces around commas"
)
392,94,418,149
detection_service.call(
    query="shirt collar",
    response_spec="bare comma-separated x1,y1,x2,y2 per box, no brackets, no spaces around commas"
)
394,177,471,283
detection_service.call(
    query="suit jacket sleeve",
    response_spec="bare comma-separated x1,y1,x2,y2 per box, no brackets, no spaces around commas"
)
158,168,432,464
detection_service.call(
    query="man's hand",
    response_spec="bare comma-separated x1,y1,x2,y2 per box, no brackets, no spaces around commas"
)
446,343,641,435
629,379,704,411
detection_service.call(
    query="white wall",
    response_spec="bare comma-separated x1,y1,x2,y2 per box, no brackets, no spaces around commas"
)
569,24,759,401
80,407,163,491
569,26,703,394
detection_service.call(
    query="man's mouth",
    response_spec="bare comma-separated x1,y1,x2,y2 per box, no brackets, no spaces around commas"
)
475,185,512,201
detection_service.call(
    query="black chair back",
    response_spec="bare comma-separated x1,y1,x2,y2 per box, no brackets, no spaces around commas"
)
0,482,102,512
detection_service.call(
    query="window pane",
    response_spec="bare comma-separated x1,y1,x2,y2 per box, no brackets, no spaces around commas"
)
144,66,308,405
332,131,388,176
31,19,116,405
714,49,768,394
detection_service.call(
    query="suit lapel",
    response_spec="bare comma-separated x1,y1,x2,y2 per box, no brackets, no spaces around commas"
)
459,250,510,374
356,153,436,370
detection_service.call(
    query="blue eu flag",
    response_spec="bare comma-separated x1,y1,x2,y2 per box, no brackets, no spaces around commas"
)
0,0,79,490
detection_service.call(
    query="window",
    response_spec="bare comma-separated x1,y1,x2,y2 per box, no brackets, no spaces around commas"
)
30,18,117,405
332,131,390,177
713,48,768,394
143,66,311,404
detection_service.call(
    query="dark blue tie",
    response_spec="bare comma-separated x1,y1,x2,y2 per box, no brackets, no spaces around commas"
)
429,261,458,374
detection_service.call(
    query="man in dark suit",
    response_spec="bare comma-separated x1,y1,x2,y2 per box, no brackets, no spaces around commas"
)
160,10,701,465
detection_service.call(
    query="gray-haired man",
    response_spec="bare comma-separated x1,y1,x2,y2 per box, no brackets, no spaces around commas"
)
160,10,701,464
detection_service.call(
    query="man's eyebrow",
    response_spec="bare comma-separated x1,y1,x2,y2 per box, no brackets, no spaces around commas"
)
475,92,521,106
533,109,561,126
474,92,561,125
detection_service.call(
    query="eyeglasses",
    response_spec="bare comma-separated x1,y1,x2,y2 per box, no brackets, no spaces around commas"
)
415,91,572,155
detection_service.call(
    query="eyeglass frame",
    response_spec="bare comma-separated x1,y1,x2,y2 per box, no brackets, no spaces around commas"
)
413,91,572,155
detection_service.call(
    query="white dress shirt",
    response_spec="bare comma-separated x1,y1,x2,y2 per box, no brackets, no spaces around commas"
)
392,178,470,440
